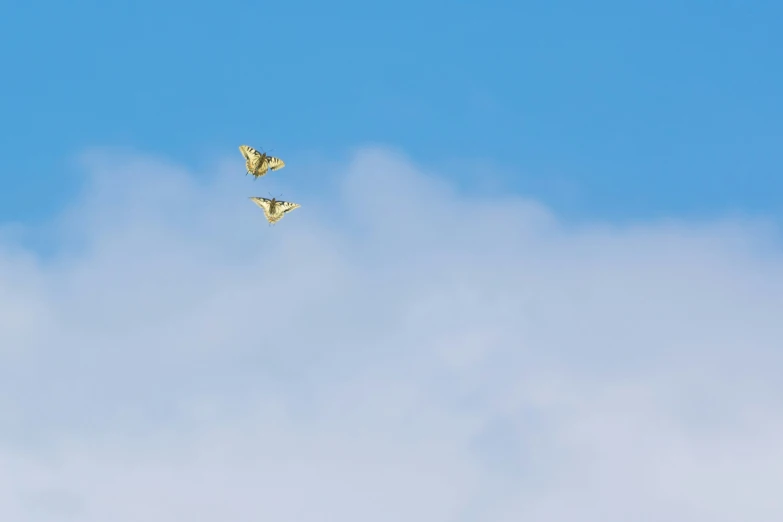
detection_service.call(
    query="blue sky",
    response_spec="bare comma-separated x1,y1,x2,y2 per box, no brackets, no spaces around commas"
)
2,0,782,225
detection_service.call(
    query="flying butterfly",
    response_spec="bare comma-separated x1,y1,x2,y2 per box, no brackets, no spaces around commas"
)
239,144,286,179
249,196,301,225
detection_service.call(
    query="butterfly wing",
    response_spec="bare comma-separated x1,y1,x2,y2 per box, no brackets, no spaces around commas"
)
267,156,286,171
276,201,300,214
267,213,284,224
269,200,300,223
249,197,274,221
239,145,267,177
238,145,254,161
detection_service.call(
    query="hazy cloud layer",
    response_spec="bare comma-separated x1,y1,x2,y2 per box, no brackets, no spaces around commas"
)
1,147,782,521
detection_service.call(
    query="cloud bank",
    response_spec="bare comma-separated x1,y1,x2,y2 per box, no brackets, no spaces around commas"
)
1,146,782,521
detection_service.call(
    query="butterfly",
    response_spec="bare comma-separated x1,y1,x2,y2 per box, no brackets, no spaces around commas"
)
239,145,286,179
249,196,301,224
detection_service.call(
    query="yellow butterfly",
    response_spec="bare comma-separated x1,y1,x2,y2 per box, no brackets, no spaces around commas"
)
238,145,286,179
249,197,301,224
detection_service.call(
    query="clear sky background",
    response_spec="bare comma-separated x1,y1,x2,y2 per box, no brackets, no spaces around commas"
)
2,1,783,521
2,0,782,225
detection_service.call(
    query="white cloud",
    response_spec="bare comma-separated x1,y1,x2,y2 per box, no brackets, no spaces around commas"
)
1,146,782,520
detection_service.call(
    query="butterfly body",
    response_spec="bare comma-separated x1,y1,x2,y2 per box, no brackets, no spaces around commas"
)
249,197,301,224
239,145,285,179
